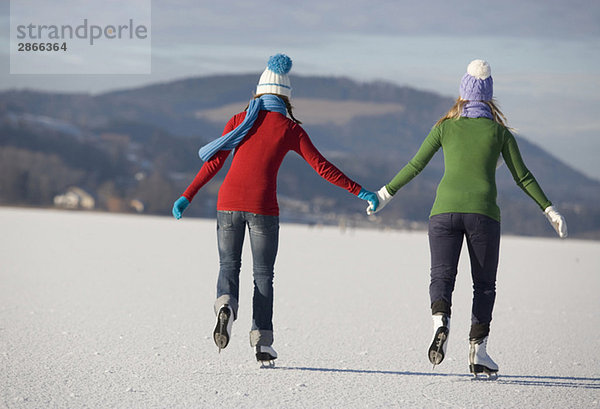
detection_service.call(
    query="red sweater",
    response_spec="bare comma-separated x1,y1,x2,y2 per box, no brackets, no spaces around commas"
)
182,110,362,216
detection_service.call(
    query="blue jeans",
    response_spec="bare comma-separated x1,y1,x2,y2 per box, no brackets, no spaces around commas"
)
214,211,279,346
428,213,500,338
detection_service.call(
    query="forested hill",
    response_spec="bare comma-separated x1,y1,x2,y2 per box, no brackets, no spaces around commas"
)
1,74,598,238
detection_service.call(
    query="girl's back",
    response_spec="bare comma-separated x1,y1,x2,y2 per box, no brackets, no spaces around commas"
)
219,110,304,215
433,117,508,220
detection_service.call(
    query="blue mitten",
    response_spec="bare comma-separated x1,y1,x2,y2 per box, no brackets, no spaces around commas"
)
367,186,394,215
172,196,190,220
358,188,379,214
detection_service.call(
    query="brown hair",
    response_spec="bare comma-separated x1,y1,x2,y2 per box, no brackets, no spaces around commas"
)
245,94,302,124
435,97,508,127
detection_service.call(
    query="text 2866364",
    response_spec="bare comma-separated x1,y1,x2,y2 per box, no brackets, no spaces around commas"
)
17,42,68,52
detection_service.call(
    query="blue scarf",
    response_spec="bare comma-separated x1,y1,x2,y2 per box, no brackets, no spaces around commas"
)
462,101,493,120
198,94,288,161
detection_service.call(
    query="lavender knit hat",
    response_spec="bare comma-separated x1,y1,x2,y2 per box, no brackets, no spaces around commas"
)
459,59,493,101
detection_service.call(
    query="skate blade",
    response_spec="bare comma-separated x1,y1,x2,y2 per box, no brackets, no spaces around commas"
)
213,334,228,349
256,350,277,368
213,309,231,351
430,349,443,369
471,372,498,381
470,365,498,381
428,329,448,367
259,360,276,368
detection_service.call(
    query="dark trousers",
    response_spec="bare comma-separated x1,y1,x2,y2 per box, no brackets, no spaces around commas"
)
428,213,500,338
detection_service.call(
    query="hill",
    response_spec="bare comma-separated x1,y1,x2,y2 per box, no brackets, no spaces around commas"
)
0,74,598,238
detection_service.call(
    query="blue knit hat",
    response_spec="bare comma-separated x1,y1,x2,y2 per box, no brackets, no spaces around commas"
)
459,59,493,101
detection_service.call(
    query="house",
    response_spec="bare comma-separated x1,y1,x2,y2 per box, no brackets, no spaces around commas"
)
53,187,95,210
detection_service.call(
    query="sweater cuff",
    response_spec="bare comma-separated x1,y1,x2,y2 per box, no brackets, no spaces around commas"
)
385,183,398,196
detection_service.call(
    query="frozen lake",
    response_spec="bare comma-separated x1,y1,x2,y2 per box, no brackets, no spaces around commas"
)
1,207,599,408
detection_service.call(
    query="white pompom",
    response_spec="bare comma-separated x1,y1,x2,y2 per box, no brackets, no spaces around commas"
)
467,59,491,80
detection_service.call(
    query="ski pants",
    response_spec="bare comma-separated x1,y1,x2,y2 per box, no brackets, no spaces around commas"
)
428,213,500,338
214,210,279,347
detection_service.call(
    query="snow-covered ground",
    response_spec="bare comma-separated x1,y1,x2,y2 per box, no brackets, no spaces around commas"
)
1,207,599,409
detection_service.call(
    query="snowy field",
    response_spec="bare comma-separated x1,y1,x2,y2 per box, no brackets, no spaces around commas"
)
1,207,599,409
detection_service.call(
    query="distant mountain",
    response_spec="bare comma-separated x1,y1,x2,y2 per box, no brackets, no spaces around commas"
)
1,74,598,238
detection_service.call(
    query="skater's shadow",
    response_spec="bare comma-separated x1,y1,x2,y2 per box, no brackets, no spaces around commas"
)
276,366,600,390
276,366,462,378
497,374,600,389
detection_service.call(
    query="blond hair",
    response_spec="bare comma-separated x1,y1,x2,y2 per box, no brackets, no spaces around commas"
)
245,94,302,124
435,97,508,127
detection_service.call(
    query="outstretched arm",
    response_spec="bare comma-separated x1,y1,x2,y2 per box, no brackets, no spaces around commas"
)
172,149,229,219
501,131,567,238
368,126,442,215
293,130,362,195
501,131,551,210
386,126,442,195
293,128,379,211
173,117,238,220
181,150,229,202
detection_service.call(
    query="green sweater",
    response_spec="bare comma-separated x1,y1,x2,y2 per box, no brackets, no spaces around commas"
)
386,117,551,221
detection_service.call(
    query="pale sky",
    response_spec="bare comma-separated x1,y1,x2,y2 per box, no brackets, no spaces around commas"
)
1,0,599,179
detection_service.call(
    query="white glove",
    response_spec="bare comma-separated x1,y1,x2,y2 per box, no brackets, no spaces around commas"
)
544,206,567,238
366,186,394,215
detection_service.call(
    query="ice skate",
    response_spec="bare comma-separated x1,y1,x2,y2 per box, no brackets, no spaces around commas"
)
255,345,277,368
213,304,233,352
469,336,498,380
428,313,450,368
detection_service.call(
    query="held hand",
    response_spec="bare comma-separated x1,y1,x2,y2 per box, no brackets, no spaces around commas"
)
172,196,190,220
544,206,567,238
366,186,394,215
358,188,379,214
